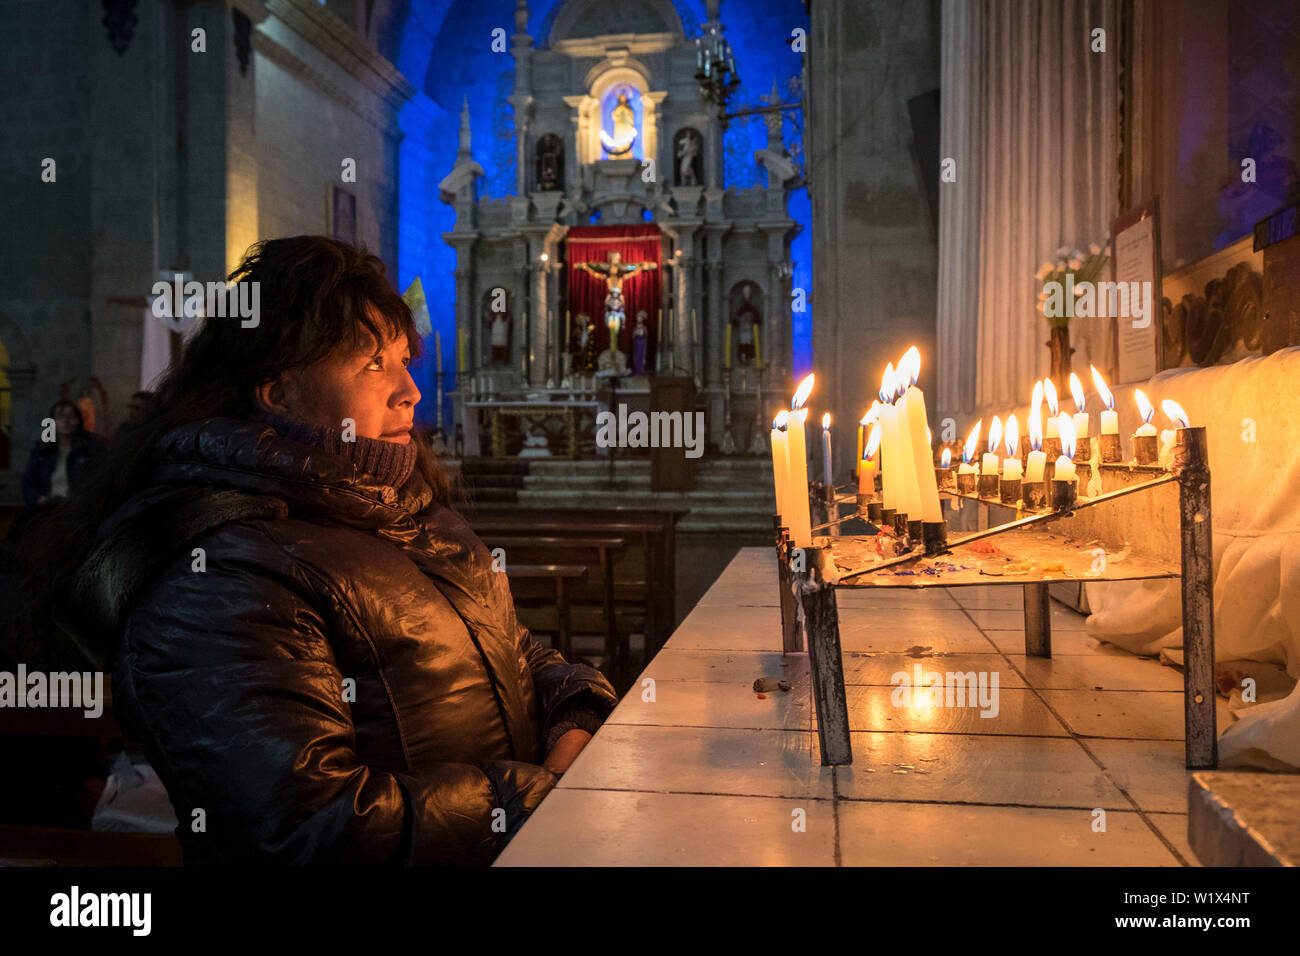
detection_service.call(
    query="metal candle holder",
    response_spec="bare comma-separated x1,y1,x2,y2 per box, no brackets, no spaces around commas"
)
978,473,999,498
867,501,883,523
1099,432,1121,462
956,471,977,494
1022,480,1047,509
1051,478,1077,510
1134,433,1158,464
999,478,1022,506
921,520,948,555
1074,436,1092,462
1043,435,1062,459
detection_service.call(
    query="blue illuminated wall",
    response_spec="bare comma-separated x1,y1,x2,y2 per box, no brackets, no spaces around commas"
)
395,0,812,429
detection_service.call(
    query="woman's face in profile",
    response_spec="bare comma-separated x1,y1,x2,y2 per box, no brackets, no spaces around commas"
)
259,304,422,444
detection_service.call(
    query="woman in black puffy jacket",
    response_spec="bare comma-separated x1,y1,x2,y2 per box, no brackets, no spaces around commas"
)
28,236,617,865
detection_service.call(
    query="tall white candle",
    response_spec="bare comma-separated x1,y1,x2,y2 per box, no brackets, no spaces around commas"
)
821,413,833,489
770,411,790,521
785,408,813,547
880,402,904,511
898,347,942,521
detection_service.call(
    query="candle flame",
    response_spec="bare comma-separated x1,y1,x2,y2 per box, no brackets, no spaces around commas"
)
773,410,790,430
940,447,952,468
861,401,880,427
1005,414,1019,458
1135,389,1154,424
1044,378,1059,415
822,412,832,429
791,374,815,410
1069,372,1086,412
865,422,883,458
1029,411,1043,451
1059,413,1076,459
901,346,921,386
963,421,982,464
1161,399,1190,429
880,363,895,403
1031,380,1044,417
1090,364,1115,410
988,415,1003,454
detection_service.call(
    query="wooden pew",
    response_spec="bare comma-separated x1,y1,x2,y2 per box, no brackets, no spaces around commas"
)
504,563,588,658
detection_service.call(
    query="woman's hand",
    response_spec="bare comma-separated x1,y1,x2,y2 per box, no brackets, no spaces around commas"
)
542,728,593,775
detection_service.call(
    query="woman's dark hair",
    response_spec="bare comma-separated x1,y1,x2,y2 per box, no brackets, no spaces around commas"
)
49,400,84,432
18,236,455,665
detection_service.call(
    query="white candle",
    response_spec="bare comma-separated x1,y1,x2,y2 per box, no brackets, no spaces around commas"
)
1002,413,1020,477
1044,379,1060,436
1025,450,1047,482
770,411,789,521
1091,365,1118,433
960,421,981,474
1056,413,1077,481
1026,411,1046,481
982,415,1002,474
1069,373,1089,437
821,413,833,489
893,398,923,518
1136,422,1157,437
786,408,813,547
880,402,904,511
899,348,942,521
1046,416,1060,438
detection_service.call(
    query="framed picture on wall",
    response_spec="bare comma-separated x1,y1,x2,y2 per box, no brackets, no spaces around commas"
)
327,185,357,248
1109,198,1163,384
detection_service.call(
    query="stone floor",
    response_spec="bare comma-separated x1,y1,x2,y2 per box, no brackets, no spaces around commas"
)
497,546,1235,866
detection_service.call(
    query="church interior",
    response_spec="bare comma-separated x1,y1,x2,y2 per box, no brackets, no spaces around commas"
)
1,0,1300,888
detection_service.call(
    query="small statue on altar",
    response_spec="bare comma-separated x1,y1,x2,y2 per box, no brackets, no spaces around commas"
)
732,284,761,366
486,306,511,365
576,251,657,334
572,313,598,375
676,129,701,187
631,310,650,376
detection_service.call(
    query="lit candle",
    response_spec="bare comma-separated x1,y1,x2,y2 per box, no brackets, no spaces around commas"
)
1002,414,1022,480
770,410,790,521
983,415,1003,475
1069,372,1089,438
786,375,815,547
1092,365,1118,434
1055,414,1077,482
879,366,904,511
1025,411,1047,482
859,423,882,496
898,347,943,521
1135,389,1157,436
890,367,923,519
1044,379,1060,438
1159,398,1190,468
821,412,833,489
940,447,952,469
959,421,981,474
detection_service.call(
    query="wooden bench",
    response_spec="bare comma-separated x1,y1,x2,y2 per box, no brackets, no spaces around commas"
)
503,563,588,658
484,535,627,679
464,506,686,664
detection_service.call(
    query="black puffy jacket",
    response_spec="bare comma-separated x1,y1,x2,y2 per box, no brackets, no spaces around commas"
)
55,416,618,865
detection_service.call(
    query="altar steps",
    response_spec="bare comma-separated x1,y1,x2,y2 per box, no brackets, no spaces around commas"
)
516,458,776,534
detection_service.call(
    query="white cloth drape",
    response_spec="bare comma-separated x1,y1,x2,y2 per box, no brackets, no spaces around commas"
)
938,0,1118,419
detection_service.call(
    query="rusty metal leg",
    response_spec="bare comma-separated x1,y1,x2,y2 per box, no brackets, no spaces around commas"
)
1023,582,1052,657
775,518,801,653
798,547,851,766
1176,427,1217,770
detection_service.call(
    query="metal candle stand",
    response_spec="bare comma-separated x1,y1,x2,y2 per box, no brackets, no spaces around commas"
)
774,427,1217,770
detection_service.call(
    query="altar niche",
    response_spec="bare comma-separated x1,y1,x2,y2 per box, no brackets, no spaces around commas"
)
481,288,514,367
727,281,764,370
673,127,703,187
534,133,564,193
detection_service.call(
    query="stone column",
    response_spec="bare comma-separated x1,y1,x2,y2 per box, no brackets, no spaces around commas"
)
706,258,724,388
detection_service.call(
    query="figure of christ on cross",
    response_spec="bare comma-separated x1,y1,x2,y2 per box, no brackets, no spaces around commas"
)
576,251,658,338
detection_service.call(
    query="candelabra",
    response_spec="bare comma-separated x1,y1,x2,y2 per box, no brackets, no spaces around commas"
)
694,26,741,128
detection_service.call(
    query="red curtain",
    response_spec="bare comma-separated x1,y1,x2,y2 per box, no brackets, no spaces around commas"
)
566,224,662,363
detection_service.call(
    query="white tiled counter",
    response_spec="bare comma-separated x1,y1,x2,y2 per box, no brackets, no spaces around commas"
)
495,547,1227,866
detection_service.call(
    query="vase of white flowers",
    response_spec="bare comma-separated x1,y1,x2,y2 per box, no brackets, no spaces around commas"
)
1034,241,1111,382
